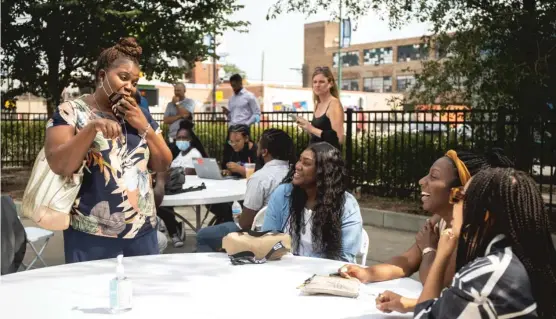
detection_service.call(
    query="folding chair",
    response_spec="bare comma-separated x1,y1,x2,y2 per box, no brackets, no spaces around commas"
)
356,229,370,266
22,226,54,270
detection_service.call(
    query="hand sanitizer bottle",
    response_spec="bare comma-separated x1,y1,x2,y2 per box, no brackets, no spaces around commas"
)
109,254,132,313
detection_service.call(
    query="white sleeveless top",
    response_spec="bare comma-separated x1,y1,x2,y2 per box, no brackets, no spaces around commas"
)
286,208,314,257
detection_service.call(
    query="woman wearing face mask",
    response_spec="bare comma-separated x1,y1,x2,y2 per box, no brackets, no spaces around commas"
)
262,142,363,262
44,38,172,263
410,168,556,318
171,120,208,175
339,149,513,300
295,67,344,149
154,120,208,248
221,124,258,178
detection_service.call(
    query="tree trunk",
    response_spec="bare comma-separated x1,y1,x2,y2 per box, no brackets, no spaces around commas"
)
45,6,62,118
513,0,537,172
514,112,534,171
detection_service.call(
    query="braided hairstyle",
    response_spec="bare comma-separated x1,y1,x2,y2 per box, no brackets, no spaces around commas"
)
457,168,556,317
95,37,142,85
259,128,296,170
283,142,347,260
449,148,514,186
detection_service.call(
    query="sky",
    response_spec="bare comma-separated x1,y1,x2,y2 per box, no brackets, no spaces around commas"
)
218,0,433,84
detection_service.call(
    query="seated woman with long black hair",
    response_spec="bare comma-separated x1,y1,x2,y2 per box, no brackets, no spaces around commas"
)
206,124,258,225
379,168,556,318
262,142,363,263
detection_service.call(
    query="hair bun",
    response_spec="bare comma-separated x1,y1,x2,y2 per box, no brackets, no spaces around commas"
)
115,37,142,60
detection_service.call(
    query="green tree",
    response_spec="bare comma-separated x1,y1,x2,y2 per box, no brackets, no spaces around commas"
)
222,63,247,79
1,0,248,115
268,0,556,170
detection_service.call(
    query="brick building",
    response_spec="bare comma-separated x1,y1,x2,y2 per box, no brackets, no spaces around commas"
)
189,61,222,85
304,21,438,94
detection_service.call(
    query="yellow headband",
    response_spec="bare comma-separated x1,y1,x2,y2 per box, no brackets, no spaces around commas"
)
445,150,471,185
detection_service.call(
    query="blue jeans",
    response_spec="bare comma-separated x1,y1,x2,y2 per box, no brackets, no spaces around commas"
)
196,222,240,252
63,227,159,263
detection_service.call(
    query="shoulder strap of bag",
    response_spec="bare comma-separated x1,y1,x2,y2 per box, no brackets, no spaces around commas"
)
228,240,287,265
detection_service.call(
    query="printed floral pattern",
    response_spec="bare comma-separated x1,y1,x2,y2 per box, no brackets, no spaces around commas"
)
47,97,160,238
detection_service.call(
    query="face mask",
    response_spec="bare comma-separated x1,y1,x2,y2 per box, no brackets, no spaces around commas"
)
176,141,190,151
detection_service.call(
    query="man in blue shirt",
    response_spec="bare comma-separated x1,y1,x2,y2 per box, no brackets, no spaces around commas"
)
222,74,261,126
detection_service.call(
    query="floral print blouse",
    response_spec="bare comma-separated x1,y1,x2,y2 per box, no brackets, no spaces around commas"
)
46,96,160,239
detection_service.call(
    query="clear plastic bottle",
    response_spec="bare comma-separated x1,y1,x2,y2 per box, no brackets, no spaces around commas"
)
109,255,133,313
232,201,242,225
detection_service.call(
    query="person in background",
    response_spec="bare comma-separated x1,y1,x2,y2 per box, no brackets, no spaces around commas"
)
401,168,556,318
155,120,208,248
1,196,26,274
222,74,260,126
163,83,195,144
171,120,208,175
262,142,362,263
339,149,514,313
134,88,149,110
196,129,296,252
221,124,258,178
153,171,183,249
45,37,172,263
295,66,344,149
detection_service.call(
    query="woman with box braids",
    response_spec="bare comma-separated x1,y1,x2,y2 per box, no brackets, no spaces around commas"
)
449,168,556,318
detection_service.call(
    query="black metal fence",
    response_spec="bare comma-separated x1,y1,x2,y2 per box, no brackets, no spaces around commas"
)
2,110,555,221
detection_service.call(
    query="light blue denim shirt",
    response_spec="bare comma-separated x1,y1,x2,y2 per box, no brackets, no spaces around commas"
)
262,183,363,263
228,88,261,126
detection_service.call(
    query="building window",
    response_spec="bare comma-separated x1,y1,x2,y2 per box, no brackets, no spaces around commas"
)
397,44,429,62
397,75,415,91
342,79,359,91
363,47,393,65
383,76,392,92
363,76,393,93
333,51,360,68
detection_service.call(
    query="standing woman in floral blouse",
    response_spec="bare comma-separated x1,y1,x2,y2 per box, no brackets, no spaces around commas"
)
45,38,172,263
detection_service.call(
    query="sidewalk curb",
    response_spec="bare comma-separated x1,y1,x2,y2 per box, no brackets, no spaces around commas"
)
361,207,428,233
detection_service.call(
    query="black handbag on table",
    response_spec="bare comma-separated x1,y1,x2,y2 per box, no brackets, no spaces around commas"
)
164,167,206,195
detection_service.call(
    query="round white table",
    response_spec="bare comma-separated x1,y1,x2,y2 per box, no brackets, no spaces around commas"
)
160,176,247,231
0,253,422,318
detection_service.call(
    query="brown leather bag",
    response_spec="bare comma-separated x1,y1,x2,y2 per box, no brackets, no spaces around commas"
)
222,230,291,265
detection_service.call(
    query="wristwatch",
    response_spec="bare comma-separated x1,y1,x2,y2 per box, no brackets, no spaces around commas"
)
422,247,436,256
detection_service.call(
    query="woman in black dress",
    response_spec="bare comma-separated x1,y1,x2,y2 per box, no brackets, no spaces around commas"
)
295,66,344,149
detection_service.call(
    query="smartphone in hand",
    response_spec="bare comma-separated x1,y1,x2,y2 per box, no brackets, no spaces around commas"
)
288,114,298,122
109,93,125,119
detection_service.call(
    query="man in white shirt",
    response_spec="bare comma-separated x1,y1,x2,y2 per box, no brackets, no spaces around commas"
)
196,129,296,252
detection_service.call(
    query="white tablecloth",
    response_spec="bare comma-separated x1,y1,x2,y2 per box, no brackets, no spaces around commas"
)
0,253,422,318
161,175,247,206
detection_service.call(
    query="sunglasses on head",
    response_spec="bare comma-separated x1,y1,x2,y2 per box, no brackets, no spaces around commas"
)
449,186,466,204
314,66,330,71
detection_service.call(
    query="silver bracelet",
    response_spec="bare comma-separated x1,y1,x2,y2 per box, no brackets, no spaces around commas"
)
140,124,151,139
422,247,436,256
